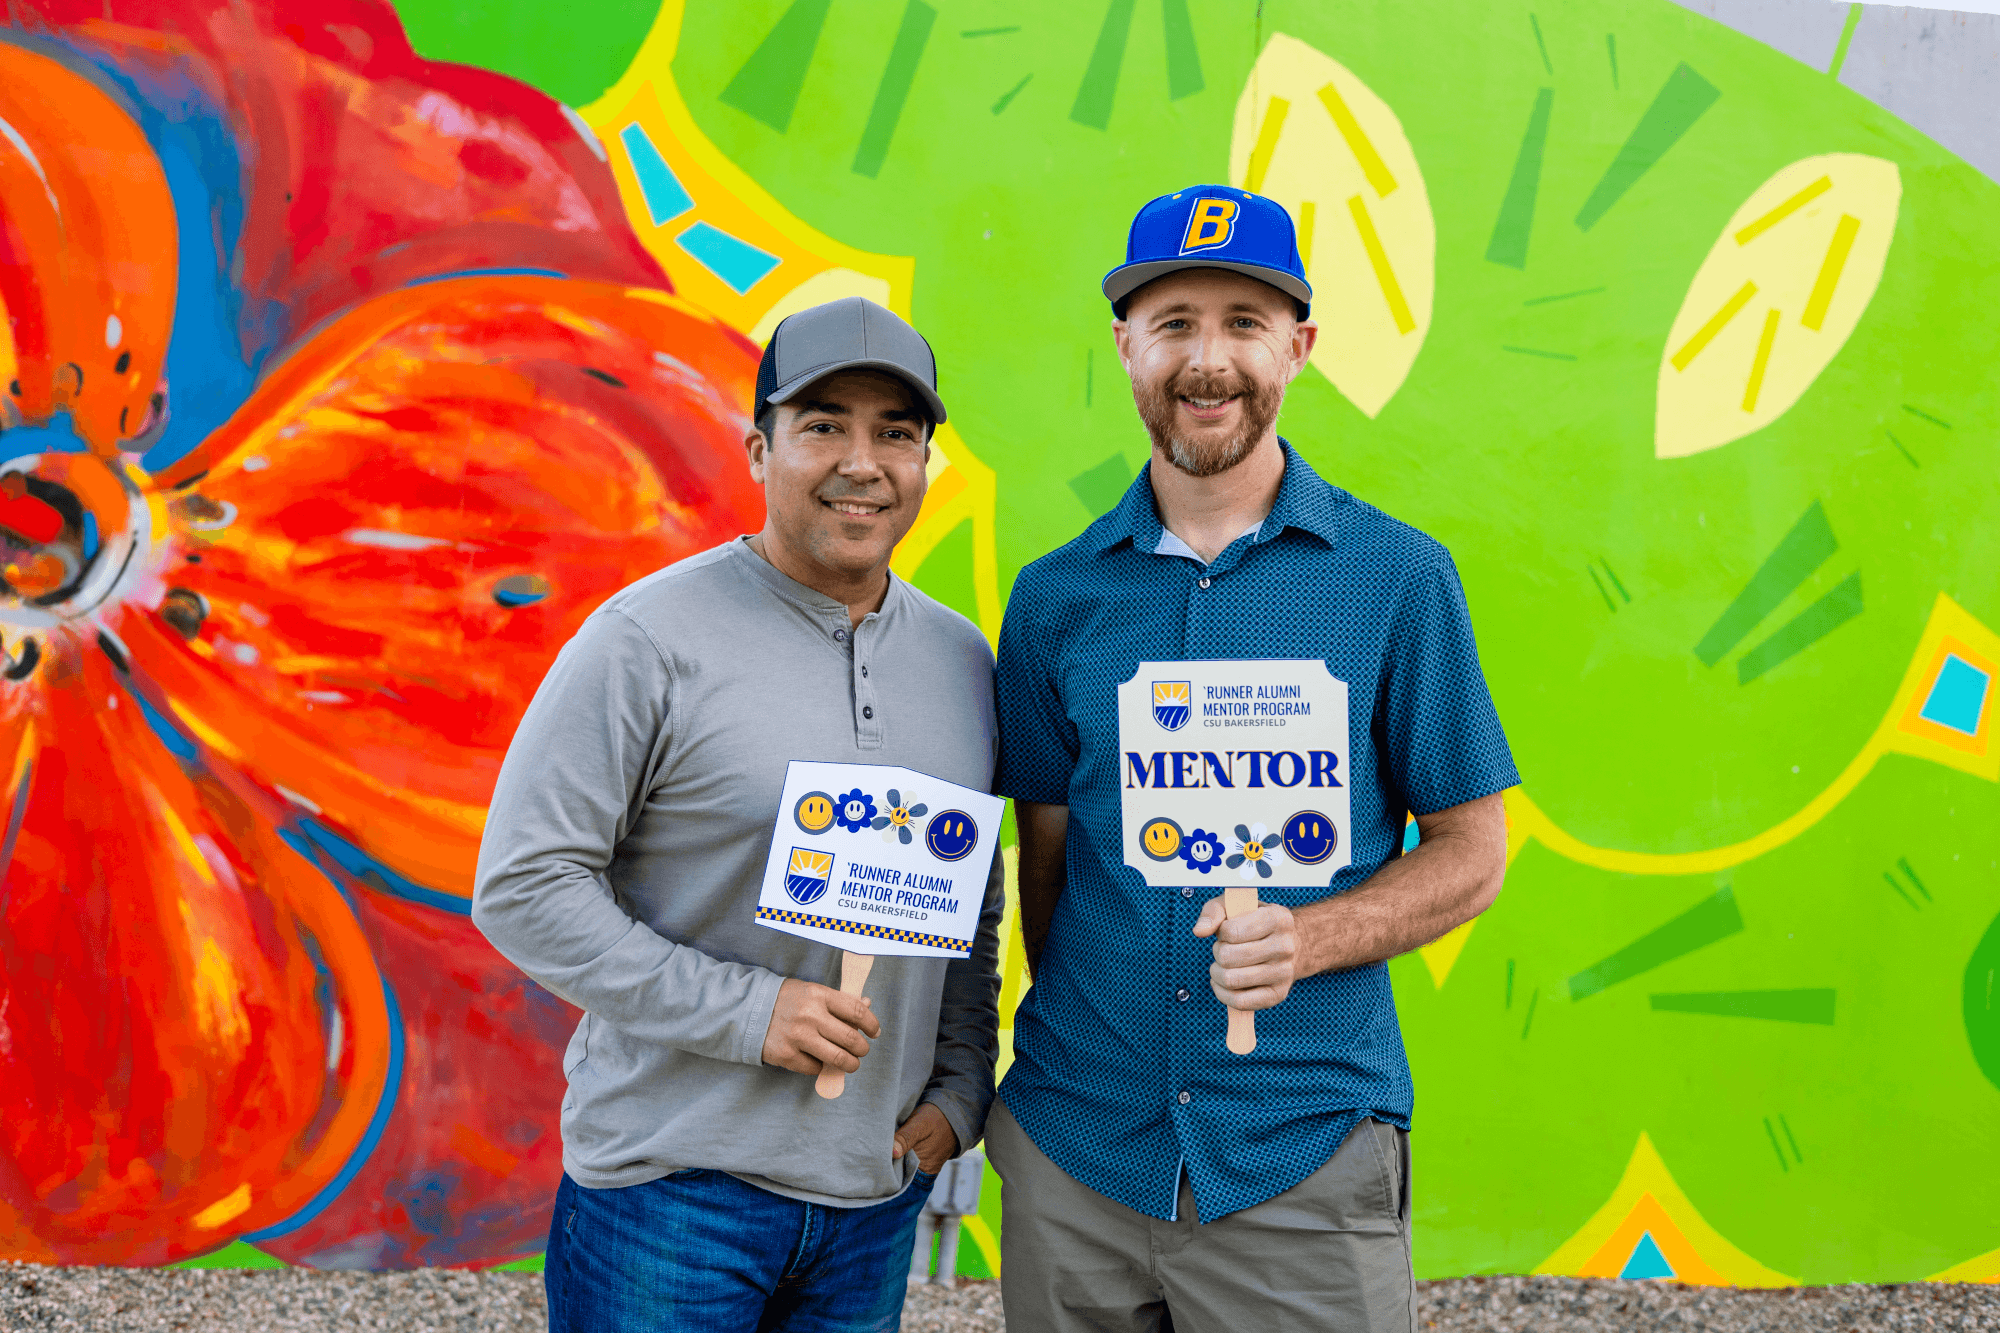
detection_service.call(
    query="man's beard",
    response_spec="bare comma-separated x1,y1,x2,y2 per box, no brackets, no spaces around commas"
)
1132,368,1282,479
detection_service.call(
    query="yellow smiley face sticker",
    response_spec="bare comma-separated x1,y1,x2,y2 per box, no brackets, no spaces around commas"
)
793,791,836,835
1140,817,1184,862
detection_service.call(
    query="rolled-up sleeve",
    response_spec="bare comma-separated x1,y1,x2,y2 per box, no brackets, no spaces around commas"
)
472,608,784,1067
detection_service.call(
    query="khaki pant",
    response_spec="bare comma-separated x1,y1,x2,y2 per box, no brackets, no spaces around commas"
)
986,1101,1417,1333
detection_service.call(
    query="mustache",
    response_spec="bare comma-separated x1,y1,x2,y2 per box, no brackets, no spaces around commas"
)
1166,369,1254,401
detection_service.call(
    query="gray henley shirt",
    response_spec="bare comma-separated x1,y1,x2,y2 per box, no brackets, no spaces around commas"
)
473,537,1003,1207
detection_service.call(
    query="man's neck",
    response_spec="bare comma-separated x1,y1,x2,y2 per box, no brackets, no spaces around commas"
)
747,532,889,628
1149,434,1286,564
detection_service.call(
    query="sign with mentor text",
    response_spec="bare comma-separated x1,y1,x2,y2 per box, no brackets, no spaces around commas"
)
756,761,1002,957
1117,660,1352,888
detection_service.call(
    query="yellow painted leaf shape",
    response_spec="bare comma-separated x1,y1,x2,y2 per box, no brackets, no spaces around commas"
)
1656,153,1900,459
1228,32,1434,419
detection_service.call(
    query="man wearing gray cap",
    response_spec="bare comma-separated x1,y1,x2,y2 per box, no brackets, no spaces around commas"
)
475,297,1003,1332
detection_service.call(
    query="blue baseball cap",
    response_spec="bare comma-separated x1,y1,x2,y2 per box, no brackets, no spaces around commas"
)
1102,186,1311,318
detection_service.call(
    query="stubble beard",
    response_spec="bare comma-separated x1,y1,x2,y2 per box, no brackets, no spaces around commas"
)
1132,368,1283,479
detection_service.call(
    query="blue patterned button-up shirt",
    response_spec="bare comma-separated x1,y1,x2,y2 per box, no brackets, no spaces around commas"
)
994,443,1518,1222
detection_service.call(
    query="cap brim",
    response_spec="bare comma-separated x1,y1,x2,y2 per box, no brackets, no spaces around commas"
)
1102,259,1311,309
764,357,948,425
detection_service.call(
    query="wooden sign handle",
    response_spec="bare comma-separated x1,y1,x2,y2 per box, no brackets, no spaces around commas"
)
1223,887,1258,1055
815,951,876,1099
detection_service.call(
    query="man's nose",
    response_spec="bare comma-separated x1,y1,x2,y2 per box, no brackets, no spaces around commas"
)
1185,327,1229,376
836,437,888,480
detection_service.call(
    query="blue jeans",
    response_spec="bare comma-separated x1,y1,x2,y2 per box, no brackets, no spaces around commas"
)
544,1168,936,1332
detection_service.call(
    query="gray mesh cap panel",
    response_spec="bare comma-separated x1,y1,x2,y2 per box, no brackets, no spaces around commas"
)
762,296,946,424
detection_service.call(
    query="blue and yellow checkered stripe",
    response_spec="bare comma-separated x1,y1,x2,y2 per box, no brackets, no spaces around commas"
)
757,907,971,954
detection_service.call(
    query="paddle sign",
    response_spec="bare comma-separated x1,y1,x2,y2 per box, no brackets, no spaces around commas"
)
1117,660,1351,1053
756,761,1001,1097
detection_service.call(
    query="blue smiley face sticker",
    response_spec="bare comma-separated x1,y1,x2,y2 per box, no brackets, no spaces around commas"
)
925,810,980,862
1282,810,1338,865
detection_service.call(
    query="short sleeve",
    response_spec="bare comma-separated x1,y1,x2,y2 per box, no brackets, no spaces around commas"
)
995,567,1080,805
1381,553,1520,816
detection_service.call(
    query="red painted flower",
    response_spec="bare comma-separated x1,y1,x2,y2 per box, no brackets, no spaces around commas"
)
0,0,764,1266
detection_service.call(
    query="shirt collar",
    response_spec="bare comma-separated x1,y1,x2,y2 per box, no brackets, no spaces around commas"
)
1090,440,1343,556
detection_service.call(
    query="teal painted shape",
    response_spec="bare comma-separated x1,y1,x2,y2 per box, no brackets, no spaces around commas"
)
1650,988,1836,1024
1737,571,1863,685
1575,63,1719,231
720,0,834,133
1072,0,1138,129
1620,1231,1676,1280
1568,886,1744,1001
619,124,693,226
1695,501,1838,666
674,223,781,294
1487,89,1554,269
853,1,938,177
1920,654,1991,735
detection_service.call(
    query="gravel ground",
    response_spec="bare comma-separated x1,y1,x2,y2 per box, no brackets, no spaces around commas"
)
5,1263,1999,1331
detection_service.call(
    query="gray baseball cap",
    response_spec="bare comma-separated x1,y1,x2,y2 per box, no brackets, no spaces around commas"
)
754,296,946,427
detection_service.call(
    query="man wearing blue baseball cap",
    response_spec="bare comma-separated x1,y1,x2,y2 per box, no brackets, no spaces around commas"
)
986,188,1519,1330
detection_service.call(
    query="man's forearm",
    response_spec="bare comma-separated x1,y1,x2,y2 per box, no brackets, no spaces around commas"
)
1015,801,1069,974
1297,792,1508,975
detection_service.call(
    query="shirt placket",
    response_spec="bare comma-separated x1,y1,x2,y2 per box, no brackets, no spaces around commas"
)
850,612,882,750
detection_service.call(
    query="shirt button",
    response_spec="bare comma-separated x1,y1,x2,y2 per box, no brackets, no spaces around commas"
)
861,665,869,677
1198,577,1212,590
862,705,874,719
1178,1091,1191,1105
1176,988,1189,1002
833,628,848,642
1181,886,1193,898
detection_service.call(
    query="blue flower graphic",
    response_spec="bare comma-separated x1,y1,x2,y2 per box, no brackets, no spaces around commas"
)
1179,828,1224,874
833,788,878,833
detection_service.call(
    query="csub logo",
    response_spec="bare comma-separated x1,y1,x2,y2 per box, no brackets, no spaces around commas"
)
925,810,980,862
1152,681,1192,731
1180,197,1239,253
784,847,833,906
793,791,836,835
1281,810,1337,866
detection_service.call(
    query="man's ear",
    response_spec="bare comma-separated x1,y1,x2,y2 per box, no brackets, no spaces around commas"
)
744,428,770,483
1286,319,1320,382
1112,317,1133,373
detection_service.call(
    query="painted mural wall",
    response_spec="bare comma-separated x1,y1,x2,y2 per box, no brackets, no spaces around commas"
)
0,0,1995,1287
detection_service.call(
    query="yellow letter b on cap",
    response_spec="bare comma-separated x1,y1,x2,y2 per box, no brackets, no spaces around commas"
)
1180,198,1239,253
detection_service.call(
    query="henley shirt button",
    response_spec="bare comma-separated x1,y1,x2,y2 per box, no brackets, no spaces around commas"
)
1198,577,1212,590
1178,1091,1191,1105
862,705,874,719
833,628,848,642
861,665,869,677
1176,987,1189,1002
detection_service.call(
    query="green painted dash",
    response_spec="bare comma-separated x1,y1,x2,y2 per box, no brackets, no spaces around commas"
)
1071,0,1137,130
1502,345,1577,361
992,73,1032,115
1883,871,1919,910
1902,404,1953,428
1607,33,1620,88
1599,557,1631,602
1576,63,1719,231
1085,347,1093,405
1829,3,1863,79
1899,856,1932,901
1486,88,1553,269
1521,987,1540,1039
1885,430,1920,468
1650,988,1835,1024
1569,886,1744,1001
1765,1117,1791,1172
720,0,835,134
1162,0,1204,99
852,1,938,178
1506,959,1515,1008
1737,571,1863,684
961,25,1021,37
1588,564,1617,612
1695,501,1838,667
1529,14,1553,74
1524,286,1607,306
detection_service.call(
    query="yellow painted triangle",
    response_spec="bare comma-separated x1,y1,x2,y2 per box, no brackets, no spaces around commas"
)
1537,1133,1795,1287
1929,1244,2000,1283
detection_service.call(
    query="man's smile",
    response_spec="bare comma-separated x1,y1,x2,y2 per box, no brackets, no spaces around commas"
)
822,498,889,516
1179,394,1240,420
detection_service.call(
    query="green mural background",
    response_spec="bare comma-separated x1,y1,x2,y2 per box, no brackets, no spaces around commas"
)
376,0,2000,1286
